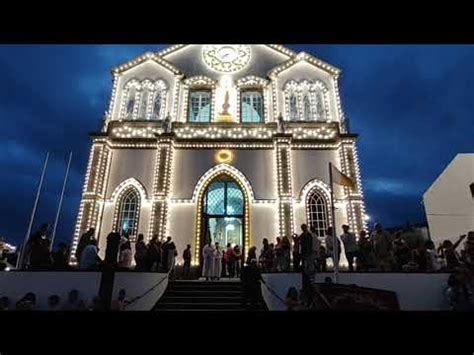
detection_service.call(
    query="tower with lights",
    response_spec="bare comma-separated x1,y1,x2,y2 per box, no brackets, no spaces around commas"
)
71,45,367,265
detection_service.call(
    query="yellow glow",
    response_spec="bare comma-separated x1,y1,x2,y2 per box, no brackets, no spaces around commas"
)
215,150,234,164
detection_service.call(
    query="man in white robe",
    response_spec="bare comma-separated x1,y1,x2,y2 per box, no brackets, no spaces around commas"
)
202,243,215,281
213,243,223,280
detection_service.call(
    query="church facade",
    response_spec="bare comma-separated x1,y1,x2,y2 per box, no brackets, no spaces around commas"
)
71,45,367,265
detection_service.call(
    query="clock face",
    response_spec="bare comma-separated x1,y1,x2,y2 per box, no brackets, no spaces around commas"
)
202,45,251,73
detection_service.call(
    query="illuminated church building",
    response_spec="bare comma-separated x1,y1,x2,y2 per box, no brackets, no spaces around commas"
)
71,45,367,265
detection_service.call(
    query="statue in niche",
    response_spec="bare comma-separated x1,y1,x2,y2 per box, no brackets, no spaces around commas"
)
277,112,285,133
161,113,171,133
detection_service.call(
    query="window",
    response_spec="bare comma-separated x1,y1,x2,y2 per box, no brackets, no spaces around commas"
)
188,90,211,122
289,93,298,121
152,92,162,120
303,93,312,121
117,189,140,237
125,88,136,120
138,90,149,119
315,92,325,120
307,189,329,238
241,91,263,123
470,183,474,198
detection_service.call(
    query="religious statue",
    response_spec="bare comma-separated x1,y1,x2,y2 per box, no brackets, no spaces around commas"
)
216,90,234,122
161,113,171,133
220,91,230,116
277,112,285,133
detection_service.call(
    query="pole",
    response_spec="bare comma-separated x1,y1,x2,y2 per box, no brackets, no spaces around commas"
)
328,162,339,283
17,152,49,269
51,151,72,250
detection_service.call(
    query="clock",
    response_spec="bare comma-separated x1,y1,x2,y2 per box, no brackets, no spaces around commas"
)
202,45,251,73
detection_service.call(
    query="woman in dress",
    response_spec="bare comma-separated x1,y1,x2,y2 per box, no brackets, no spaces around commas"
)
213,243,223,280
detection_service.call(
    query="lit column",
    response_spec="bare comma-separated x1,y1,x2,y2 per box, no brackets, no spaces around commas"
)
275,134,295,237
70,139,112,263
148,133,174,240
339,138,367,233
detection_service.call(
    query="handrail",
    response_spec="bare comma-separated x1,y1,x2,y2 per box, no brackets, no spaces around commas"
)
261,281,286,306
123,268,171,309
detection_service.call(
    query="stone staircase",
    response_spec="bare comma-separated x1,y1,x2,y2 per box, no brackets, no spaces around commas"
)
154,280,267,312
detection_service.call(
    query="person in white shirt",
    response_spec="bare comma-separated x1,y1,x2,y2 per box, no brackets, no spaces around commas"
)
80,239,101,270
340,224,358,272
118,241,133,269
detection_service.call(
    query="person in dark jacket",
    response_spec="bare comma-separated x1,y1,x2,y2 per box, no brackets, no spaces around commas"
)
27,223,49,270
146,236,161,271
299,224,318,297
134,234,148,271
104,232,121,267
52,243,70,270
241,259,264,309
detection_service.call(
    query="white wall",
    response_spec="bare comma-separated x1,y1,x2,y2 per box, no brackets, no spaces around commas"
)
106,149,156,200
0,272,102,310
424,153,474,245
172,148,277,200
261,273,451,311
112,272,168,311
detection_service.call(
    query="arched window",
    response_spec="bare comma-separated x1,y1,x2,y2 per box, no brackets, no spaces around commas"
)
139,89,149,120
306,189,329,238
303,93,312,121
117,188,140,237
125,87,137,120
152,91,162,120
241,90,263,123
188,90,211,122
289,93,298,121
315,91,325,120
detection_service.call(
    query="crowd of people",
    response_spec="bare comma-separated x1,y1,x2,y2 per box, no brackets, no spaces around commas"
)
0,288,132,311
12,221,474,276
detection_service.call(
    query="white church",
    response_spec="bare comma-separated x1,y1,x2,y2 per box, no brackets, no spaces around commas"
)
71,44,367,266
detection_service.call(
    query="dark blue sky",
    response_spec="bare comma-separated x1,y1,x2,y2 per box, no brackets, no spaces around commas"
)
0,45,472,248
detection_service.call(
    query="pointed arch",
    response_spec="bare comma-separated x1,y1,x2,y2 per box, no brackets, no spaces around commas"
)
191,164,255,203
191,164,254,263
110,177,149,203
299,179,333,237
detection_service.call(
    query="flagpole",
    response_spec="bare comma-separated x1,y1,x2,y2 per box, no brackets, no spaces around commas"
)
51,151,72,251
17,152,49,269
328,162,339,283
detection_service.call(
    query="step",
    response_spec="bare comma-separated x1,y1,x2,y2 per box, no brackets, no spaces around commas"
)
155,302,246,310
160,296,244,303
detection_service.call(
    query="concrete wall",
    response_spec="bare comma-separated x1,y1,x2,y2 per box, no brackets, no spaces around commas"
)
424,154,474,246
261,272,451,311
0,272,102,310
0,272,168,311
112,272,168,311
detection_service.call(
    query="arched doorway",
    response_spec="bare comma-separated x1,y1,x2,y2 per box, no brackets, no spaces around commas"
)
198,174,246,264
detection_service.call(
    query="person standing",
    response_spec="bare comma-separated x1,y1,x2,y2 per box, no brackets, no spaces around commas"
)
80,239,101,270
370,224,393,271
27,223,49,270
134,234,148,271
52,243,70,270
146,236,160,271
182,244,192,278
213,243,223,280
104,232,121,267
246,246,257,266
438,235,467,271
340,225,358,272
118,240,133,269
75,228,95,264
225,243,235,278
325,227,341,271
281,236,291,271
233,245,242,278
241,259,264,309
300,224,318,296
275,237,284,271
202,243,215,281
291,234,301,271
166,240,178,277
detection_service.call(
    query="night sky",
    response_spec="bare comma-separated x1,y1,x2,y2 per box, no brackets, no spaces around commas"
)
0,44,472,248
